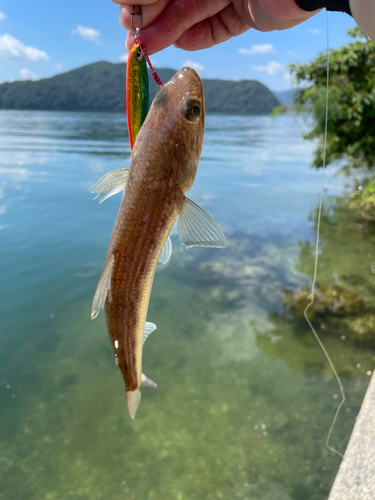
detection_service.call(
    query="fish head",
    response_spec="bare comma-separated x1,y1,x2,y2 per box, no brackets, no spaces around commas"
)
133,67,205,192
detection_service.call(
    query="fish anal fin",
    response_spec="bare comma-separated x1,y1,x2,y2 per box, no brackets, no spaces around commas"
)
177,197,227,249
143,322,157,345
141,374,157,388
91,254,115,320
158,235,172,265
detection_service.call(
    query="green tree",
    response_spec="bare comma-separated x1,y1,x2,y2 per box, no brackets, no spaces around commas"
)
290,27,375,171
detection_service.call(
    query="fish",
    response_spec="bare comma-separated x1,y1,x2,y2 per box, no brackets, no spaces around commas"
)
91,67,226,419
126,43,149,150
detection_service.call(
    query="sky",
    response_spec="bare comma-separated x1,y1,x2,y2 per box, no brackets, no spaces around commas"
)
0,0,357,91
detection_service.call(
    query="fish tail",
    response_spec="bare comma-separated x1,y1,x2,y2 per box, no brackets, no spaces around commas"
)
126,389,141,419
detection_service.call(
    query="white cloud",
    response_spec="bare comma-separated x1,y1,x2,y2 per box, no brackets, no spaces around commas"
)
286,50,297,57
20,68,39,80
308,28,322,35
0,34,49,62
252,61,286,77
0,11,8,21
238,44,275,55
55,62,63,71
72,25,102,45
183,59,204,73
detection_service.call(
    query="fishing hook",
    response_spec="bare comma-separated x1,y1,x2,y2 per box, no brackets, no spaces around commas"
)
131,5,143,31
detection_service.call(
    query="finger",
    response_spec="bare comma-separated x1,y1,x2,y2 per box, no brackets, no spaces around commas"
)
111,0,158,5
174,4,250,50
125,0,231,54
119,0,171,30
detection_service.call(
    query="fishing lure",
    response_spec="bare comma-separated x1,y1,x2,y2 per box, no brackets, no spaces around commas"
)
126,7,163,150
126,42,149,150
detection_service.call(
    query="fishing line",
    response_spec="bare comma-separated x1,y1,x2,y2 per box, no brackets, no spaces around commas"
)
135,31,163,86
131,5,163,86
303,12,345,459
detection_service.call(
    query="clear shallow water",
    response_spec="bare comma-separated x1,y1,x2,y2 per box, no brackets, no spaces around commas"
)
0,110,374,500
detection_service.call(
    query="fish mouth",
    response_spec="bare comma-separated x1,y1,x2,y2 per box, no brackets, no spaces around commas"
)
176,66,201,80
167,67,204,105
173,67,202,87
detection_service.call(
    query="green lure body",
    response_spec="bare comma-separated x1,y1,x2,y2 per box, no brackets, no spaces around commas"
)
126,44,149,150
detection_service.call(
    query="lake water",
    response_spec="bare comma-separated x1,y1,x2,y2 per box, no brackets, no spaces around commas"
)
1,110,374,500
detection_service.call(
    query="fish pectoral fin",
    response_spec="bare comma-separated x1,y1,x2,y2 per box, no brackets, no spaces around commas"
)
143,322,157,345
91,254,115,320
177,197,227,249
126,389,141,419
158,236,172,265
92,166,130,203
141,373,157,388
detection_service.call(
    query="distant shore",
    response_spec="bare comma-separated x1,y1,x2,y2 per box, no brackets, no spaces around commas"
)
0,60,289,115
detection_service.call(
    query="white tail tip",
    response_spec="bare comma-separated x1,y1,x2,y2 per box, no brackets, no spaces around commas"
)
126,389,141,419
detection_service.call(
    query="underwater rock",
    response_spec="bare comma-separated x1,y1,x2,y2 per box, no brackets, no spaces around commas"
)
283,284,366,319
342,313,375,343
254,311,375,379
282,284,375,344
267,411,290,431
211,285,241,303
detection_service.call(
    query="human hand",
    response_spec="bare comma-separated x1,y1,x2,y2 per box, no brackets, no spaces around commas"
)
111,0,318,54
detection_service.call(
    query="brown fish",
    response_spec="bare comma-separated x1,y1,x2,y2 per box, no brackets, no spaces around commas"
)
91,67,226,419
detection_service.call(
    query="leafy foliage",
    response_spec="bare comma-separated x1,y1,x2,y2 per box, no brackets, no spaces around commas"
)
290,27,375,170
349,174,375,219
0,61,280,115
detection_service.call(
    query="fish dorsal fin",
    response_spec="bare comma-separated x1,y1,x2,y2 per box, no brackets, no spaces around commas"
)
158,236,172,265
143,322,157,345
177,197,227,249
91,254,115,320
92,167,130,203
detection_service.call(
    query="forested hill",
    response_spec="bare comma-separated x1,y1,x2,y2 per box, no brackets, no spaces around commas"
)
0,61,280,115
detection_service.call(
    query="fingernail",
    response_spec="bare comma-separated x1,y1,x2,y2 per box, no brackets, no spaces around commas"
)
119,7,127,29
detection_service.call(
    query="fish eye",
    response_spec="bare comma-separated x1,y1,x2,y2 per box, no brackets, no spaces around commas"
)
135,51,144,61
183,99,202,122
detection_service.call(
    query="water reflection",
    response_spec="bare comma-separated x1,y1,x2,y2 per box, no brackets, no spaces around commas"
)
0,110,131,158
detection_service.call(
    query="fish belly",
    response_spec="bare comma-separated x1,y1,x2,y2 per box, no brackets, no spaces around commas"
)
104,180,183,391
